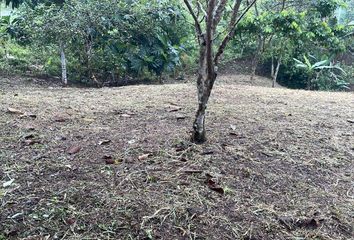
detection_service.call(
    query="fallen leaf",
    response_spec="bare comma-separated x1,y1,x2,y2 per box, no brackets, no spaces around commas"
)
23,133,36,139
230,125,236,131
98,139,111,145
65,218,76,225
105,158,115,164
279,216,321,231
183,169,203,174
23,113,37,118
3,179,15,188
176,115,187,120
24,125,36,131
138,153,151,161
167,102,180,106
67,145,81,154
207,179,225,194
205,174,224,194
347,119,354,124
102,155,113,160
7,107,24,115
229,132,245,138
168,105,182,112
200,149,214,155
54,116,68,122
103,156,122,165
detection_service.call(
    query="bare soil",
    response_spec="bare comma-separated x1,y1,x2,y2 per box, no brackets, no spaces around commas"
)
0,75,353,240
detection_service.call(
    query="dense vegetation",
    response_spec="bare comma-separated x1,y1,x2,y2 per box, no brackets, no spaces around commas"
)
0,0,353,90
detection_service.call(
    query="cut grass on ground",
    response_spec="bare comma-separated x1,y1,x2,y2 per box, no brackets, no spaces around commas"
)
0,76,353,239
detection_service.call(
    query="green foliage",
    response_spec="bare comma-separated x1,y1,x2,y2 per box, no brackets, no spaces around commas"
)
1,0,353,91
232,0,353,90
313,0,340,18
294,55,348,90
6,0,191,85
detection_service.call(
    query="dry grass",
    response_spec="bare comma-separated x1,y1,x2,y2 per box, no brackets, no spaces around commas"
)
0,76,353,240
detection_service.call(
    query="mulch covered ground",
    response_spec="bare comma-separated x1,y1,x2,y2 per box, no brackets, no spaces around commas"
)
0,76,353,239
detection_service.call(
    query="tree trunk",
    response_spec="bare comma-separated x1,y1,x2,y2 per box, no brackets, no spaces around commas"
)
272,57,281,88
184,0,256,144
60,42,68,86
250,35,263,83
271,56,274,79
191,0,216,144
192,70,217,143
193,101,207,143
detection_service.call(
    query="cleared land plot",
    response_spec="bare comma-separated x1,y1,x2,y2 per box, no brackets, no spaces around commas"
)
1,77,353,239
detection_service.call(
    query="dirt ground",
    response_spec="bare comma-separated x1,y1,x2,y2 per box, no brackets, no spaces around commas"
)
0,75,353,240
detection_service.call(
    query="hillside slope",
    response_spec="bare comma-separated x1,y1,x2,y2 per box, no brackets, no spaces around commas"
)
1,77,353,239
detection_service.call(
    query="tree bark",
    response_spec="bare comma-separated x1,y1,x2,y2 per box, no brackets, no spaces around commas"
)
271,56,274,79
60,42,68,86
184,0,257,143
192,0,216,143
250,35,263,83
272,57,281,88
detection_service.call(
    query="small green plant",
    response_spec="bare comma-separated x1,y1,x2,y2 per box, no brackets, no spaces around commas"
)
294,55,347,90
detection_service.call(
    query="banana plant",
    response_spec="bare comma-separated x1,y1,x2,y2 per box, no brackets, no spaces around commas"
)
293,55,346,90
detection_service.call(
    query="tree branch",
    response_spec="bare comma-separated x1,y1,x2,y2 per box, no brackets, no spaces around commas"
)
183,0,203,40
213,0,228,28
214,0,257,65
228,0,242,30
206,0,216,79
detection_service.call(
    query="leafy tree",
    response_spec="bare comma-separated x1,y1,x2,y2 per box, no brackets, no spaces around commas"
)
13,0,189,85
235,0,351,88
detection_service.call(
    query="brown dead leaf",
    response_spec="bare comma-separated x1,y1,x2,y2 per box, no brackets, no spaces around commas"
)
24,113,37,119
7,107,24,115
176,115,187,120
200,149,214,155
24,133,36,139
54,115,68,122
183,169,203,174
103,155,114,164
297,218,321,229
205,174,224,194
103,155,122,165
278,216,321,231
24,125,36,131
67,145,81,154
207,179,224,194
168,105,182,112
105,158,115,165
65,218,76,225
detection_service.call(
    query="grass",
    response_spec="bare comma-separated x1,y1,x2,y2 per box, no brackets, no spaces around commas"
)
0,75,353,239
